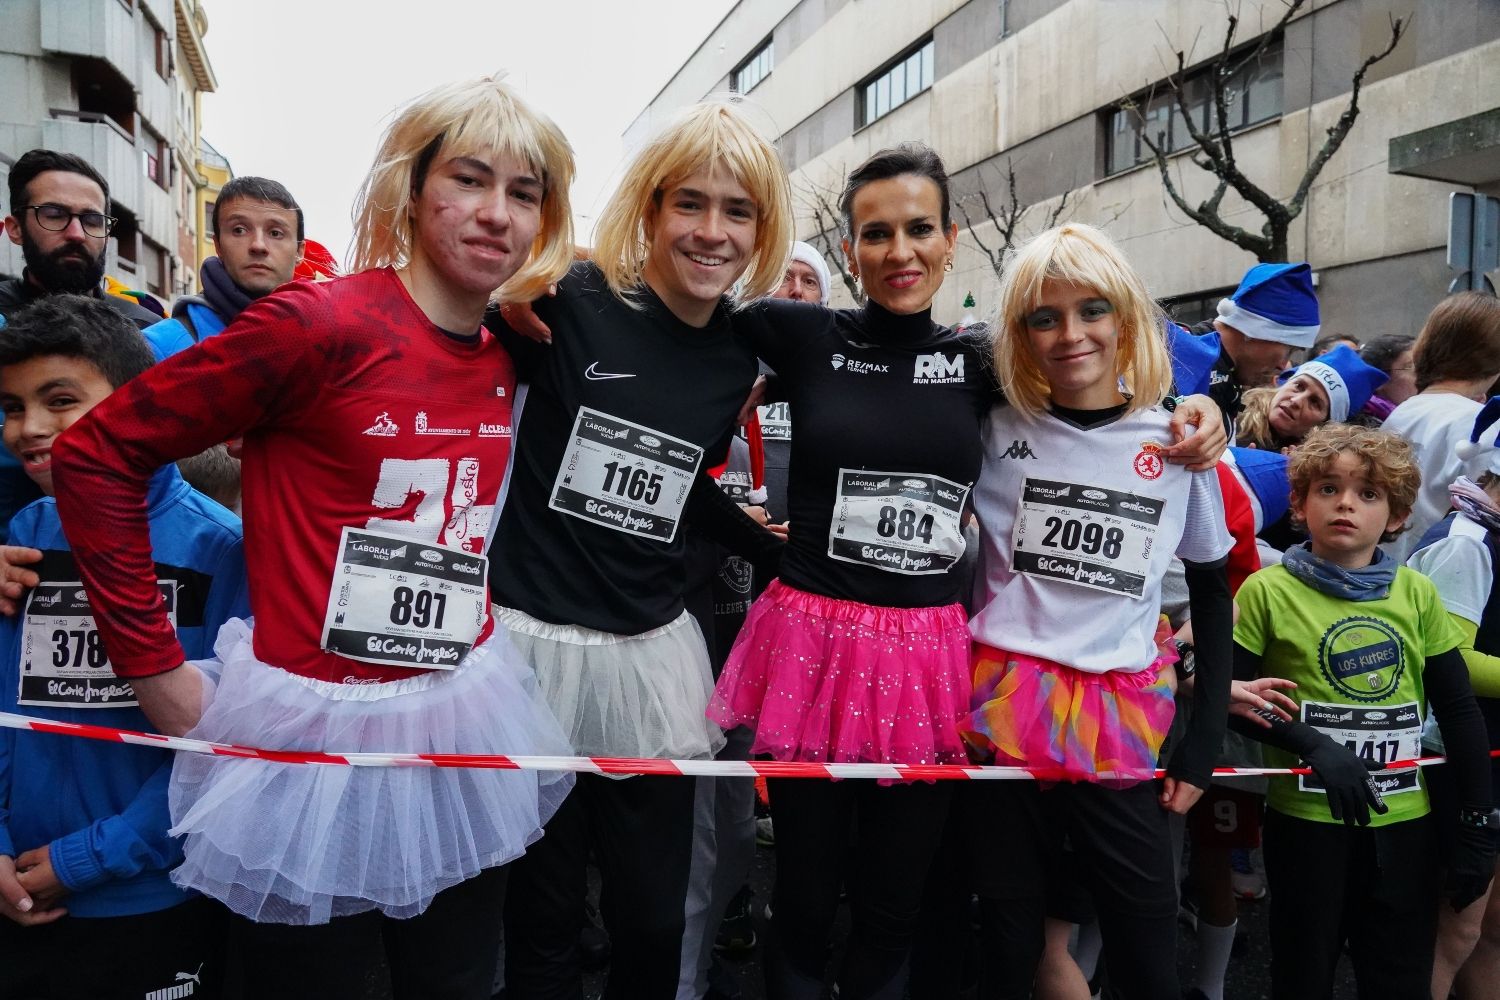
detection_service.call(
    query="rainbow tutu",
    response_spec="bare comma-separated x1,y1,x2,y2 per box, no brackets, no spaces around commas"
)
962,618,1178,785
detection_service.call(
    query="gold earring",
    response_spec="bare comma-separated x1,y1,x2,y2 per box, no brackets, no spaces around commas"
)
944,258,954,272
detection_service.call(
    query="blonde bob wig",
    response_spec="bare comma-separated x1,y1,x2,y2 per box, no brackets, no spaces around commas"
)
992,223,1173,419
593,99,793,308
349,73,575,304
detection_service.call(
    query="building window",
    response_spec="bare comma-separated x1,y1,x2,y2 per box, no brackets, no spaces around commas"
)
152,19,169,79
143,131,168,190
1105,38,1283,176
1161,287,1236,328
860,39,935,128
733,38,773,93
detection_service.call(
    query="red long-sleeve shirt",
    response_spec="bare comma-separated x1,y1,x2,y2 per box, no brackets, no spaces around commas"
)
53,268,516,682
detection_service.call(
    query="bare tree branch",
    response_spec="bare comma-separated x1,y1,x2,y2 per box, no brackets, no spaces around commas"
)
1117,0,1403,262
793,173,863,303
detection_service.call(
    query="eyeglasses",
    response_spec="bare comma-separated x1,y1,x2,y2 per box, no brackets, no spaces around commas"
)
22,204,116,238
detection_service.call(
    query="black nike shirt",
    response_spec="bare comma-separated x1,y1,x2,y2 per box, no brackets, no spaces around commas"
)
487,262,761,634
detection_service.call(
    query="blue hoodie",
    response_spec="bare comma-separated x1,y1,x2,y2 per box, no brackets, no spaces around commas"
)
142,298,228,363
0,465,248,917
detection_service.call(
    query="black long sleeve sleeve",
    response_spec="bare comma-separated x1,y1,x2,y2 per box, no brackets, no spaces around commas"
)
1228,641,1333,757
685,469,784,580
1166,558,1233,788
1426,646,1494,811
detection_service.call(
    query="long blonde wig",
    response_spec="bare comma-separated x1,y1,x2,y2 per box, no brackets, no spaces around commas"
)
593,99,793,308
349,73,575,304
992,223,1173,419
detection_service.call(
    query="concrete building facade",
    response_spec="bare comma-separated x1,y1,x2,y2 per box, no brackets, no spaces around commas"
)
0,0,219,298
628,0,1500,335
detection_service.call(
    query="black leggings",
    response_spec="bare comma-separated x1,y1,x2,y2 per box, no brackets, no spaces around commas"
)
223,864,507,1000
504,772,698,1000
767,776,952,999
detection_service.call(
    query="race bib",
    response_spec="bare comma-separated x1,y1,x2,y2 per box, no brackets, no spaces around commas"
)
1300,701,1423,796
18,581,174,708
827,469,968,575
549,407,703,543
1011,478,1163,598
758,402,791,442
321,528,488,670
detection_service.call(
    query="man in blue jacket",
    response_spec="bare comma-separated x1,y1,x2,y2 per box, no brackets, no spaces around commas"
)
0,295,248,999
143,176,305,360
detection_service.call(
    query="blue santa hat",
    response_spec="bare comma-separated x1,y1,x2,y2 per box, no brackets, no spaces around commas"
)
1278,344,1388,423
1456,397,1500,480
1216,262,1321,348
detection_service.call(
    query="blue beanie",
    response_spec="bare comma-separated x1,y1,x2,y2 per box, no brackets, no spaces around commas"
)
1216,262,1321,348
1280,344,1388,423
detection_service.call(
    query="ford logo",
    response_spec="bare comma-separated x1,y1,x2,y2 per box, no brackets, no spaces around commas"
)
74,590,89,601
639,435,661,447
1365,712,1387,721
901,478,926,489
1083,489,1107,500
420,549,443,562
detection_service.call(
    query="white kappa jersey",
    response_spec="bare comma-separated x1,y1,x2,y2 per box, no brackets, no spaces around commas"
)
970,406,1232,674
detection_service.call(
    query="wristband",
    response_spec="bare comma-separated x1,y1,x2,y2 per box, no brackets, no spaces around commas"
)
1174,640,1196,678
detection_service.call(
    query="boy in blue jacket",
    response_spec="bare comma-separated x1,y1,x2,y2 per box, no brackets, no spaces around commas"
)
0,294,248,999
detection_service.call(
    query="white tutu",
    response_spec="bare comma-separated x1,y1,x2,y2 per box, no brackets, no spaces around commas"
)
168,618,574,925
494,606,725,761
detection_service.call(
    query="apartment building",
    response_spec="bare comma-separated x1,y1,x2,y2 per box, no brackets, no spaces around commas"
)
0,0,220,298
628,0,1500,334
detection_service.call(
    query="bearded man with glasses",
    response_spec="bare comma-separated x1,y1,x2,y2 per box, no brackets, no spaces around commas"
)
1,149,160,329
0,150,162,542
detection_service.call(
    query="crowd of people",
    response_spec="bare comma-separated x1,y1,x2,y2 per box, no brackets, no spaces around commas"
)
0,72,1496,1000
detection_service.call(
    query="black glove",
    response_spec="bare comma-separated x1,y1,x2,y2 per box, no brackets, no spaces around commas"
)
1447,818,1499,912
1304,741,1388,826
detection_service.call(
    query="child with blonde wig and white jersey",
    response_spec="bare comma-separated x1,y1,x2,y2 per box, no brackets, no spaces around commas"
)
964,223,1235,999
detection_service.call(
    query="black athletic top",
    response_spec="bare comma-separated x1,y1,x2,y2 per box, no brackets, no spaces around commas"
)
737,298,996,608
488,262,770,634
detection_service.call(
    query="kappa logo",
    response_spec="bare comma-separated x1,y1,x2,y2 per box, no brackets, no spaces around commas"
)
831,353,846,370
585,362,636,380
415,411,471,436
1000,439,1037,460
363,412,399,437
913,352,965,383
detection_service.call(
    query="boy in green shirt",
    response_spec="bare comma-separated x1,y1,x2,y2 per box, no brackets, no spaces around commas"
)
1233,423,1495,998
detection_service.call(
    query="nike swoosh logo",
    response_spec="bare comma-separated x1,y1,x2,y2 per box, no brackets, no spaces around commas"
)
585,362,636,380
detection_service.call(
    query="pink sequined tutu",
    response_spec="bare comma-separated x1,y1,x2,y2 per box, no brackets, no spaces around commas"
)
707,578,972,765
962,618,1179,785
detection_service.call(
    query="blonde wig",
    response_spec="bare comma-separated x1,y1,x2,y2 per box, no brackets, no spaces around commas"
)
593,99,793,308
349,73,575,304
992,223,1173,419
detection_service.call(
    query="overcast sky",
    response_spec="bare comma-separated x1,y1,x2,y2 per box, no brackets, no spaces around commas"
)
202,0,736,267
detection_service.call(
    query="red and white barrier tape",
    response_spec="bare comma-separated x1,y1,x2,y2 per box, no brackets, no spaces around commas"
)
0,710,1462,780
